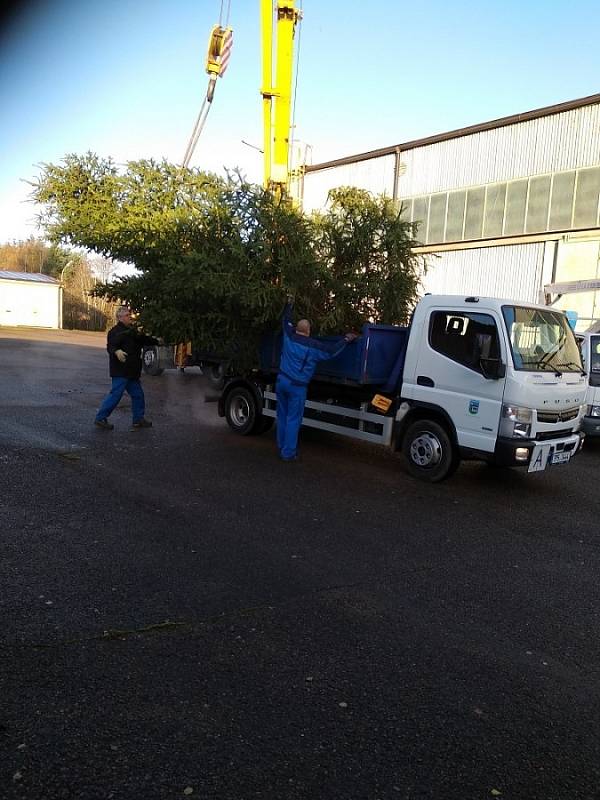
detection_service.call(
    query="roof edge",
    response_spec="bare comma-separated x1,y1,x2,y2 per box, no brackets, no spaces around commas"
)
305,93,600,173
0,271,60,284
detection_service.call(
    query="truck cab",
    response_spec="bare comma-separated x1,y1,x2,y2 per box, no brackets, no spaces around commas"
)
576,329,600,436
401,296,587,477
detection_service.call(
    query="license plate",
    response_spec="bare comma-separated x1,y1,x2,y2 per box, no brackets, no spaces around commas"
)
528,444,570,472
528,444,550,472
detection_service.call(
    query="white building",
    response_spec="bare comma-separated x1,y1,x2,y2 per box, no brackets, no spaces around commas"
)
301,93,600,330
0,271,62,328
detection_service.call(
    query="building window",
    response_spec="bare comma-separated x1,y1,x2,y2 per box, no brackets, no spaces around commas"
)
445,190,466,242
464,187,485,239
504,179,528,235
573,167,600,229
549,171,575,230
484,183,506,238
525,175,551,233
405,164,600,245
399,198,412,221
427,193,447,244
412,196,429,240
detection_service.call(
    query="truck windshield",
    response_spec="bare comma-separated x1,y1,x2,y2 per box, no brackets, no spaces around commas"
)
502,306,584,373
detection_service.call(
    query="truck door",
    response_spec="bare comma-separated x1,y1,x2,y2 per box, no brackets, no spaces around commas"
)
585,334,600,409
414,308,506,452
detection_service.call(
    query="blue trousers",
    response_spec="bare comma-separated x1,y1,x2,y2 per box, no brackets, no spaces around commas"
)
276,374,307,460
96,377,145,423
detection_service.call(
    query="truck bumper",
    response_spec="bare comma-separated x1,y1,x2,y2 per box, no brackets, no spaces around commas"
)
582,416,600,436
493,432,584,468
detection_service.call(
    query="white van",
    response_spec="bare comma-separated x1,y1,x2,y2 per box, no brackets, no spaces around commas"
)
576,329,600,436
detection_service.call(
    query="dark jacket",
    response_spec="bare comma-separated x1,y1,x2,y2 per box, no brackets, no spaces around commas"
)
279,303,349,386
106,322,158,379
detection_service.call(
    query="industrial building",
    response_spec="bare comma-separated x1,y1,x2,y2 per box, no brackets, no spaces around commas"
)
0,271,62,328
301,93,600,331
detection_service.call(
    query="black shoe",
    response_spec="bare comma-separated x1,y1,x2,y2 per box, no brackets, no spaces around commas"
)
132,419,152,429
94,419,114,430
279,455,298,462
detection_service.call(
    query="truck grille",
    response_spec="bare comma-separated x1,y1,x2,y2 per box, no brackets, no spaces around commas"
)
536,429,574,441
537,407,579,424
533,435,578,451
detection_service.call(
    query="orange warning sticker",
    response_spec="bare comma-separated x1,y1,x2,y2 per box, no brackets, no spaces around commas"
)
371,394,392,413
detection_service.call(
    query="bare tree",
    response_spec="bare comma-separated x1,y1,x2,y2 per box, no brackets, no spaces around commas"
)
62,255,117,331
88,254,117,283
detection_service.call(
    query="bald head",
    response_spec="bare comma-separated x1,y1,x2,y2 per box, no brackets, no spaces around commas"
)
296,319,311,336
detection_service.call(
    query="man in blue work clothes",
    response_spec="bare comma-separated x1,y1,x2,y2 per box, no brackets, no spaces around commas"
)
277,298,357,461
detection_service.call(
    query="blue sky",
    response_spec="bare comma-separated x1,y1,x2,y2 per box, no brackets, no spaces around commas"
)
1,0,599,243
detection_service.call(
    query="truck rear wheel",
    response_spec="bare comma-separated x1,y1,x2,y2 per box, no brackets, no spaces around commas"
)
224,386,262,435
207,363,227,390
142,346,164,376
402,419,458,482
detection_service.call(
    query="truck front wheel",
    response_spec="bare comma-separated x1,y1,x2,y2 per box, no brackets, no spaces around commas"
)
224,386,261,435
402,419,458,482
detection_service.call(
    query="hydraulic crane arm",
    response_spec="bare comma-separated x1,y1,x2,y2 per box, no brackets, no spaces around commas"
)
260,1,300,199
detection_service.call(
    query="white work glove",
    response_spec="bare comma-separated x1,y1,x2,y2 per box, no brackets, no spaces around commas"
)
344,333,358,343
115,349,127,363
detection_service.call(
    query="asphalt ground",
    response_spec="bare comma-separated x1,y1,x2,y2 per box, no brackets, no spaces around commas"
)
1,327,600,800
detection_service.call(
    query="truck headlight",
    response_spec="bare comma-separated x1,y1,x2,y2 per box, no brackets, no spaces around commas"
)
500,404,533,439
587,405,600,418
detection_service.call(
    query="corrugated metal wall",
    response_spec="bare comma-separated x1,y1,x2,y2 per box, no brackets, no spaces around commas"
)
301,100,600,314
420,243,546,303
399,104,600,196
302,103,600,204
302,154,395,212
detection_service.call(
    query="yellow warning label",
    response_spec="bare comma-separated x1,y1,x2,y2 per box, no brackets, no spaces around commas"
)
371,394,392,413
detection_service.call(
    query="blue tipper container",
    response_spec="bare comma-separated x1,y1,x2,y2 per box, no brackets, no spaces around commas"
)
259,322,409,388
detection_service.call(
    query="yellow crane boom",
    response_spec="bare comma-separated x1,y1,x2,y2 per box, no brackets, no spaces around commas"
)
260,1,300,199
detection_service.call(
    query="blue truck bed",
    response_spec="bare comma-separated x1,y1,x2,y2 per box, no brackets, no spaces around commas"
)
259,322,409,388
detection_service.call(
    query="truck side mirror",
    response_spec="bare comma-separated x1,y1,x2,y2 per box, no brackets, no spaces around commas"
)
473,332,505,379
480,357,506,380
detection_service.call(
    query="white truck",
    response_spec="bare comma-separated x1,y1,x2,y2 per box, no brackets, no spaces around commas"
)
576,327,600,436
218,294,587,481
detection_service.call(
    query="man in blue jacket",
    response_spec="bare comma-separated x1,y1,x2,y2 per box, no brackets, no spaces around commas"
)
277,299,357,461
